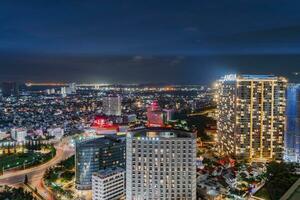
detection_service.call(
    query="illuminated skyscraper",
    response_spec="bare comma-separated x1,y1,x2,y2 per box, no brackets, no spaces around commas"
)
285,84,300,162
126,128,197,199
102,96,122,116
75,136,126,190
147,101,165,127
217,74,287,162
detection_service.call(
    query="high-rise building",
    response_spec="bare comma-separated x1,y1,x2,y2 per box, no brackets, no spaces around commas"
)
217,74,287,162
60,83,76,97
47,127,64,140
285,84,300,162
92,167,125,200
11,128,27,143
146,101,165,127
1,82,19,97
75,136,126,190
61,87,67,98
0,129,9,140
126,128,197,199
69,82,77,94
102,96,122,116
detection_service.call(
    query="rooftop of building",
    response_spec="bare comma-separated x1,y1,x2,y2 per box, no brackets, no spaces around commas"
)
128,127,196,139
93,167,125,179
103,95,121,98
76,135,125,147
220,74,287,82
238,74,277,79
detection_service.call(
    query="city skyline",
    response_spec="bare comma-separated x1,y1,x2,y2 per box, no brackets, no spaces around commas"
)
0,73,297,199
1,1,300,199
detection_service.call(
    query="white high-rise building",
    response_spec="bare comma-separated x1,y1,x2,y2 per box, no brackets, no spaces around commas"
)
61,87,67,98
47,127,64,140
102,96,122,116
126,128,197,200
11,128,27,142
0,129,9,140
92,167,125,200
69,83,77,94
217,74,287,162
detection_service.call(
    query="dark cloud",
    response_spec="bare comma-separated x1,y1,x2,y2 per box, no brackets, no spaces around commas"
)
0,53,299,84
0,1,300,83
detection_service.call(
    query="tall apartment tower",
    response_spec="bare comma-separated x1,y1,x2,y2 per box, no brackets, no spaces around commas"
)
102,96,122,116
217,74,287,162
285,84,300,162
126,128,197,200
75,136,126,190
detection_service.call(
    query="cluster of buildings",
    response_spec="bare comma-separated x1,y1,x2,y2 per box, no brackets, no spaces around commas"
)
0,126,64,143
197,158,266,199
75,128,197,200
72,74,300,200
74,95,198,199
61,83,77,97
75,136,126,190
2,74,300,199
146,100,174,127
0,82,212,137
0,126,64,152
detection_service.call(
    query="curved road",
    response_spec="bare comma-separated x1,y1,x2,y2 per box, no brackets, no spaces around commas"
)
0,137,74,200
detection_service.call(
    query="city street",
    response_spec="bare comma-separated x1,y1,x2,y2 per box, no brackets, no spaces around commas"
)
0,137,74,200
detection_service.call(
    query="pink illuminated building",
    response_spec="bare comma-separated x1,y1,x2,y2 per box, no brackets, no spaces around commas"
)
146,101,165,127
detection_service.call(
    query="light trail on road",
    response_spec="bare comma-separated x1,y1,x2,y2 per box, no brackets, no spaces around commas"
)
0,137,74,200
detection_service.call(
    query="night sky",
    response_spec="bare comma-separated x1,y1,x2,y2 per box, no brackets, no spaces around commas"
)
1,0,300,84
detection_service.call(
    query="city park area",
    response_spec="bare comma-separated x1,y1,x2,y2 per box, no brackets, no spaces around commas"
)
0,142,56,174
44,155,75,200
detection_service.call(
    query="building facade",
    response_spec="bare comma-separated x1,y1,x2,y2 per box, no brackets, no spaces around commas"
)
285,84,300,162
217,74,287,162
92,167,125,200
147,100,164,127
75,136,126,190
102,96,122,116
146,101,174,127
11,128,27,143
126,128,197,200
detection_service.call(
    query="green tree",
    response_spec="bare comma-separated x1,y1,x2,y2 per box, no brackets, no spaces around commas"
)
0,186,36,200
265,162,298,200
